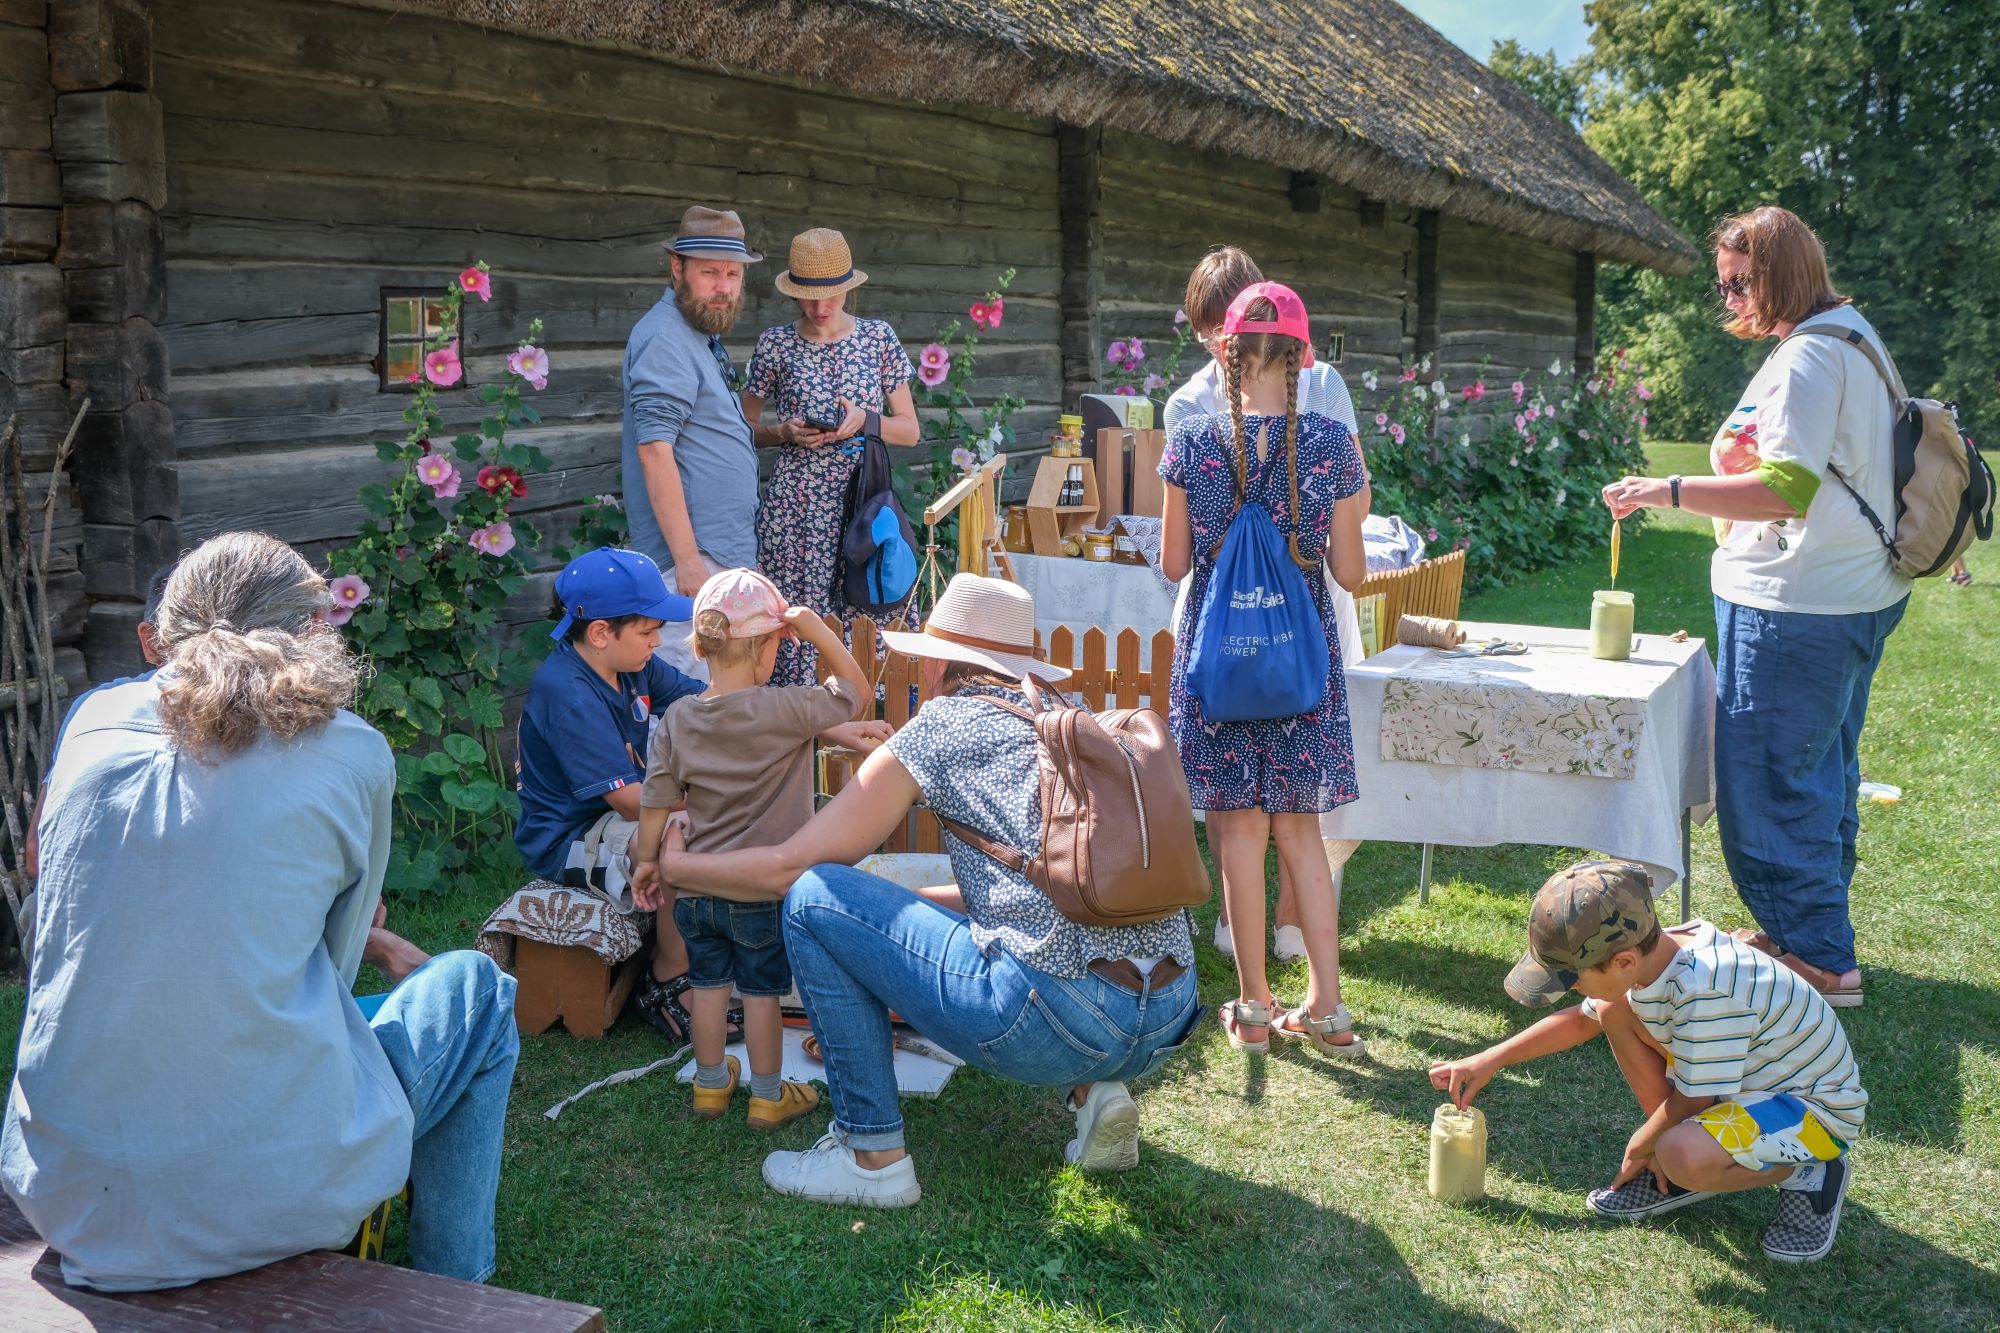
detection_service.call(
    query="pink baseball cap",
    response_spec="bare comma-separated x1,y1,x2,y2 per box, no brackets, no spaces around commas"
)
693,567,788,638
1221,281,1315,366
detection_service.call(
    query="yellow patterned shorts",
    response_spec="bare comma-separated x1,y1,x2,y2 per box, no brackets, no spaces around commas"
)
1693,1092,1848,1171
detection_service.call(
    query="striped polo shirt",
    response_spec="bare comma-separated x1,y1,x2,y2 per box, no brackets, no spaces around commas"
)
1627,920,1867,1139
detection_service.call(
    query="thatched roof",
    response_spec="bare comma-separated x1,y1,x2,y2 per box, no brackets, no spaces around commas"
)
393,0,1697,273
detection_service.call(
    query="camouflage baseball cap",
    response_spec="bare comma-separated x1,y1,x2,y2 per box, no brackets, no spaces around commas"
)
1504,860,1658,1006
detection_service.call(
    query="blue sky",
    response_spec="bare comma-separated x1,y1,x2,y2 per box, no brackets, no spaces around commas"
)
1400,1,1592,65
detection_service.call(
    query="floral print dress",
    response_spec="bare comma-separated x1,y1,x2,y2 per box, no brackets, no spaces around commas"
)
1159,411,1364,814
745,318,915,686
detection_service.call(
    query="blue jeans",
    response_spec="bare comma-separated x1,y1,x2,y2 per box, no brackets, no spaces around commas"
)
366,951,520,1283
783,864,1202,1152
1713,595,1906,975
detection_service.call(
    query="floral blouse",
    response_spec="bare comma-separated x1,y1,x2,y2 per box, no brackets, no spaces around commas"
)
743,318,913,432
884,686,1197,979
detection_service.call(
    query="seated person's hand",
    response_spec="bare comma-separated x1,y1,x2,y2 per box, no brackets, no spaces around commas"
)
1427,1053,1498,1110
820,719,894,753
372,900,388,931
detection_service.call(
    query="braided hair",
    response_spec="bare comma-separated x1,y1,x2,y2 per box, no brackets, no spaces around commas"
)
1218,299,1313,570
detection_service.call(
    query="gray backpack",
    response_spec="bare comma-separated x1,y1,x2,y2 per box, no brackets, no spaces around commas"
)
1786,322,1994,577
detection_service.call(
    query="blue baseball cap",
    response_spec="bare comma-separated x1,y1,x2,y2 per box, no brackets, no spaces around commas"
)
549,547,693,641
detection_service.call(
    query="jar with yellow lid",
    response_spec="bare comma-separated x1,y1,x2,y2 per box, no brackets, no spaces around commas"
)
1082,531,1115,562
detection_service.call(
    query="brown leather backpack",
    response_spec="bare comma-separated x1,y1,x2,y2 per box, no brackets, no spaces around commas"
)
937,678,1210,928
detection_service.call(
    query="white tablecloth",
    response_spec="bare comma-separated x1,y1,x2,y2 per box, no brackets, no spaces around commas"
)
1320,621,1716,893
1010,554,1177,668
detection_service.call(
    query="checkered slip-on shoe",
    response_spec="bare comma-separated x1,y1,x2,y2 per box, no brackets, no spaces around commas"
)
1587,1175,1716,1222
1762,1157,1849,1264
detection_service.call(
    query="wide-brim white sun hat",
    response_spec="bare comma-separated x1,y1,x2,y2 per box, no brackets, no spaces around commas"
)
881,573,1071,684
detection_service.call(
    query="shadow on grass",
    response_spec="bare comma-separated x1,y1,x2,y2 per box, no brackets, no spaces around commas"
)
1833,968,2000,1153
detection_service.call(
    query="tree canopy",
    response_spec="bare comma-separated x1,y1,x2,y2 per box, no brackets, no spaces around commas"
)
1494,0,2000,443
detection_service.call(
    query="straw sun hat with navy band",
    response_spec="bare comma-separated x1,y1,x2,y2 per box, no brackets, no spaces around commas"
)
663,205,763,264
774,229,869,301
881,574,1070,684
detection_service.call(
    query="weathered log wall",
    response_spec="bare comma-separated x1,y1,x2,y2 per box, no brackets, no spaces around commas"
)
152,0,1064,629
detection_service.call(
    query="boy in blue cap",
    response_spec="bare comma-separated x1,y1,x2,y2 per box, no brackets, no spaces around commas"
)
516,546,710,1039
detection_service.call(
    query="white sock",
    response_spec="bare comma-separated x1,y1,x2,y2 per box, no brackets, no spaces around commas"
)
1778,1161,1827,1192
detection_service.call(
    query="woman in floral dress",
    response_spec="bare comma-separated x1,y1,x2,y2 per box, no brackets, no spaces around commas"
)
743,229,919,686
1159,282,1372,1061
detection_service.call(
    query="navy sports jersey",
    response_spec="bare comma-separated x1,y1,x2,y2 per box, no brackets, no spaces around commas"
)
514,643,701,879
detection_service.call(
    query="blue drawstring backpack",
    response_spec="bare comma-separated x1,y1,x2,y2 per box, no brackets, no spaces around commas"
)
1185,423,1328,723
840,433,920,613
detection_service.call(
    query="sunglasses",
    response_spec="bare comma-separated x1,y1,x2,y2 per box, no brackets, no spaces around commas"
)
1714,275,1751,300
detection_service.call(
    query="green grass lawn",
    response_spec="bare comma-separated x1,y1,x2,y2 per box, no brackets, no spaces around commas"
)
5,444,1997,1329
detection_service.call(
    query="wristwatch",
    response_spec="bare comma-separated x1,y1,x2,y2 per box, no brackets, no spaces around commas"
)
1668,474,1682,508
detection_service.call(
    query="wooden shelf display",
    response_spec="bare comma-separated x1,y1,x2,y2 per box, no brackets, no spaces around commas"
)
1024,454,1100,554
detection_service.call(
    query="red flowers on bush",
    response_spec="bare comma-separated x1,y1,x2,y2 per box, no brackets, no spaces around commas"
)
477,465,526,499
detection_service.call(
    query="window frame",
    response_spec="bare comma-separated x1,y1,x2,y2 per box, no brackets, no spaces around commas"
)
378,288,458,392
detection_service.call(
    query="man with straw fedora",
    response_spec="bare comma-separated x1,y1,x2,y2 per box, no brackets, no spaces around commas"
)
743,228,920,686
623,205,765,680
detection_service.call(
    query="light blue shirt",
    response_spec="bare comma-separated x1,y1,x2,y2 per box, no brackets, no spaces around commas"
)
621,292,760,575
2,676,411,1291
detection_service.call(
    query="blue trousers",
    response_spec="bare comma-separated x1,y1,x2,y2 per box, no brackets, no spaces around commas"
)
366,951,520,1284
782,864,1201,1151
1713,595,1906,975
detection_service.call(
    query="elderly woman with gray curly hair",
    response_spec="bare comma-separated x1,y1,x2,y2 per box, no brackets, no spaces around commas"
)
2,532,519,1292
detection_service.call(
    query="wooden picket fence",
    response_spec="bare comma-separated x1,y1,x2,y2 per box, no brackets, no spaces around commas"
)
817,547,1467,852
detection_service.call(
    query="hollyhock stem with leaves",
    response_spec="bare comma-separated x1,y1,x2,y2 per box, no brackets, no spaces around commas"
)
902,268,1024,580
1102,314,1197,406
324,262,556,898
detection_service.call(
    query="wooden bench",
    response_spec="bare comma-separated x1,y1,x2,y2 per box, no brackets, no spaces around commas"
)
1,1193,603,1331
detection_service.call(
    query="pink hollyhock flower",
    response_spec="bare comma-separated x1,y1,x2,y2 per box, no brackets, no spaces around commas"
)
950,446,977,471
1526,404,1540,421
458,265,491,303
1399,366,1419,383
507,343,550,390
1472,380,1486,400
416,454,461,498
1511,381,1526,403
987,296,1004,327
424,342,463,387
1640,413,1649,429
1106,340,1130,366
1636,382,1653,401
1389,423,1406,445
1514,413,1527,432
326,605,355,627
1128,338,1146,361
916,343,951,388
1509,455,1520,467
1375,412,1390,427
1174,308,1188,325
328,573,371,613
1143,373,1164,393
467,521,517,558
1426,527,1439,541
968,301,993,329
1578,428,1591,440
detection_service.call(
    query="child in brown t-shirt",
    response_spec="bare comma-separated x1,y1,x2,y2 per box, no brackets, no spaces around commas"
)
628,568,888,1128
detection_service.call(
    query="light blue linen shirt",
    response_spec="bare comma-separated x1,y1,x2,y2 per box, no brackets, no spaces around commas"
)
2,676,411,1291
621,291,761,575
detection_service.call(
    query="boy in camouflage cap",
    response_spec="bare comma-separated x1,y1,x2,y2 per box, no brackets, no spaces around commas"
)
1429,858,1865,1264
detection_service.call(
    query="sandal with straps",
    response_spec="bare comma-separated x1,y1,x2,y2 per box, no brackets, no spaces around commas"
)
631,969,744,1043
1219,999,1275,1054
1272,1003,1367,1060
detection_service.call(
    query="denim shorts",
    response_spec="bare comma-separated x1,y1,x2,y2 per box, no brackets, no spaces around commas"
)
672,895,791,997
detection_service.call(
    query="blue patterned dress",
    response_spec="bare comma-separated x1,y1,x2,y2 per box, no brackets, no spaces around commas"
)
1159,411,1364,814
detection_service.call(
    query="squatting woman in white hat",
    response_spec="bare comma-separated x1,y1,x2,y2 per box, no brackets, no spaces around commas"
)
658,574,1201,1208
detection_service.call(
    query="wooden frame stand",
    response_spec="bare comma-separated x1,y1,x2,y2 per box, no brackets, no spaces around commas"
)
511,939,649,1039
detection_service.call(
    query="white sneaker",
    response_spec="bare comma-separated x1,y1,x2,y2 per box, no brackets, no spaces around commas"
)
1272,925,1307,961
1212,918,1236,957
762,1132,922,1208
1064,1082,1140,1172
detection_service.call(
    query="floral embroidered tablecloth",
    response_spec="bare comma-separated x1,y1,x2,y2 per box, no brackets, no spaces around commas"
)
1381,648,1648,779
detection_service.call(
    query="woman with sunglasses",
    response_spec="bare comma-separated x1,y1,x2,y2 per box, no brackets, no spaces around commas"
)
1601,206,1909,1009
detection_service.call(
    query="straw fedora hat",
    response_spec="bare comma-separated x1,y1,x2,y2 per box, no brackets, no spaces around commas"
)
881,574,1070,683
774,228,869,300
665,205,763,263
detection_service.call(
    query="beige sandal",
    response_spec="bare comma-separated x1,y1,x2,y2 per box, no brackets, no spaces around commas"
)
1779,954,1864,1008
1273,1003,1367,1060
1219,999,1274,1053
1732,928,1780,958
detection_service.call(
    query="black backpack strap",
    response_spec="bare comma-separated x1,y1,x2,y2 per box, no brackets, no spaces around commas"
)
1781,321,1904,557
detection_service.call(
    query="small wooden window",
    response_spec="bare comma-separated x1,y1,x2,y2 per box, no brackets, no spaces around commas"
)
380,289,453,391
1325,330,1346,364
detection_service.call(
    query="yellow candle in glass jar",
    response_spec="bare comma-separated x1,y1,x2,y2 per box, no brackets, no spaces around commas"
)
1427,1104,1488,1203
1591,589,1635,661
